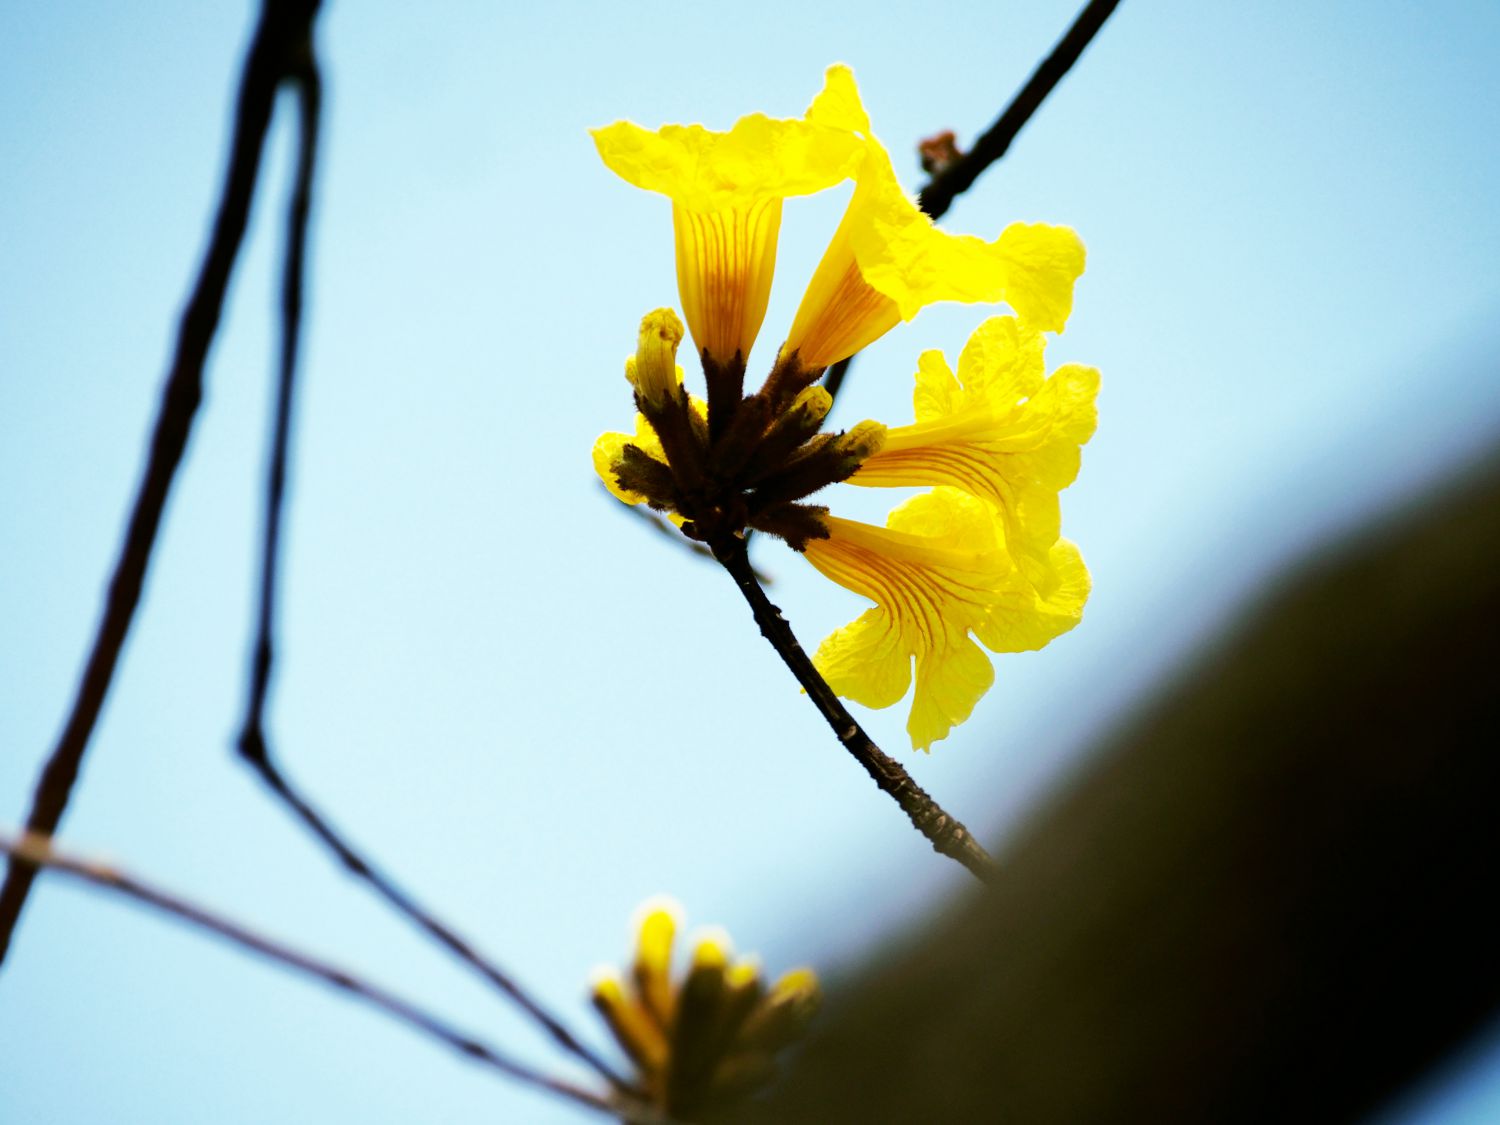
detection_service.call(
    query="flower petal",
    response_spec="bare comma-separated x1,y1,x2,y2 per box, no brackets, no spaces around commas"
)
672,198,781,364
908,628,994,752
954,314,1045,403
852,318,1099,592
784,96,1085,366
912,348,962,423
812,608,912,711
803,489,1015,750
593,81,864,366
591,115,862,213
803,63,872,136
975,538,1091,653
992,222,1086,334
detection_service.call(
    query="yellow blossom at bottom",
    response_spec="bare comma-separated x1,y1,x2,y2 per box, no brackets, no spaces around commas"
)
804,488,1089,751
590,897,821,1117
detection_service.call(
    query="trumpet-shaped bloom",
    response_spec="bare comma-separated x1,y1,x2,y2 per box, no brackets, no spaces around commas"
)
593,86,865,368
852,315,1099,593
804,488,1088,751
591,897,821,1117
592,72,1099,752
782,65,1085,370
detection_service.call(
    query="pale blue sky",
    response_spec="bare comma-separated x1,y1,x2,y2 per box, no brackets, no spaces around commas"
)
2,3,1499,1122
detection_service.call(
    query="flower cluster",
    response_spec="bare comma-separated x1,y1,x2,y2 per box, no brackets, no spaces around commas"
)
593,65,1098,750
590,898,820,1117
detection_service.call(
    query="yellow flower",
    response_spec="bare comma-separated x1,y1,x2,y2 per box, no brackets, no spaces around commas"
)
804,487,1088,751
592,73,1098,752
851,315,1100,593
593,89,865,368
782,65,1086,371
594,64,1084,384
590,897,821,1117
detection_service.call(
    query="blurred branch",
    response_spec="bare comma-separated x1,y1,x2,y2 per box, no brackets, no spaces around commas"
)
0,831,650,1121
822,0,1121,409
238,759,632,1091
753,450,1500,1124
710,535,995,882
0,0,324,969
230,18,628,1095
238,8,321,781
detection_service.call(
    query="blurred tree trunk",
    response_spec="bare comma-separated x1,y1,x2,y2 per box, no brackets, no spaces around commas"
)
744,448,1500,1124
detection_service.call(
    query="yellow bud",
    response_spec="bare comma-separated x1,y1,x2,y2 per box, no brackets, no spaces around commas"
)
632,895,682,1027
835,419,887,463
739,967,821,1051
627,308,686,409
786,385,832,428
590,968,669,1072
690,927,733,970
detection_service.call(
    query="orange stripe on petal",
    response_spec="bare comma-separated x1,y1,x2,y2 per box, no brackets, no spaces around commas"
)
673,199,781,366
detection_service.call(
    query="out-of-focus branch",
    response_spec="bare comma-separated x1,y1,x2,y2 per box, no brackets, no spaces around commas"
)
753,450,1500,1125
710,534,995,882
822,0,1121,410
0,0,324,969
229,22,629,1094
240,760,633,1091
0,831,655,1121
238,8,321,780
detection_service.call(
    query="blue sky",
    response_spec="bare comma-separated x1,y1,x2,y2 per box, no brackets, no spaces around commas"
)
3,2,1499,1121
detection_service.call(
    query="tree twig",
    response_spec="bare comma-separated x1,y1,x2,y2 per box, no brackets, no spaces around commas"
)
231,25,627,1093
0,831,655,1121
0,0,324,969
240,758,634,1091
918,0,1121,220
822,0,1122,411
710,535,996,882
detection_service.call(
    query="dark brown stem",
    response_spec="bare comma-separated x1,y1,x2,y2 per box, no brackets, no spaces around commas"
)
230,32,628,1094
918,0,1122,221
0,832,645,1121
236,760,635,1091
239,20,319,756
0,0,323,969
710,535,996,882
822,0,1121,412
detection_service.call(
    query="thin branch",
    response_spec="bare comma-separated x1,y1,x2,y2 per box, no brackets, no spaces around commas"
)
918,0,1121,221
0,831,651,1121
239,22,320,755
822,0,1121,412
709,535,996,882
231,31,627,1093
0,0,323,969
240,757,635,1092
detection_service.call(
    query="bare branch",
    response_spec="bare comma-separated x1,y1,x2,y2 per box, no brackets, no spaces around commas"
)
918,0,1122,220
0,0,325,968
823,0,1122,411
226,25,628,1092
0,831,649,1120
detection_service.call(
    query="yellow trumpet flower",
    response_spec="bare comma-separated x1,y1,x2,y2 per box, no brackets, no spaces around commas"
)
805,488,1089,751
852,315,1100,594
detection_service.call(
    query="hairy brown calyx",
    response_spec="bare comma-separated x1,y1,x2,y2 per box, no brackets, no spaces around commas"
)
612,345,886,551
